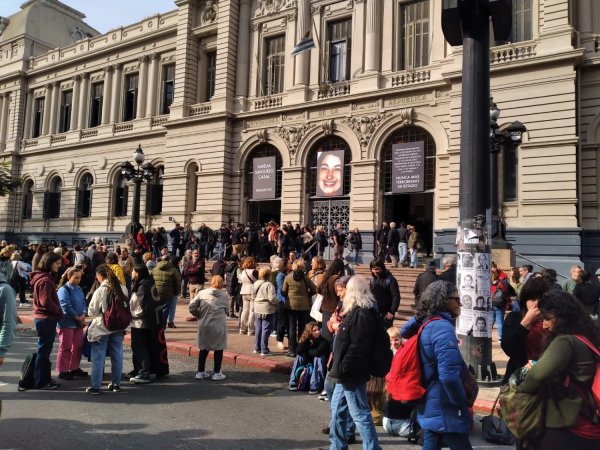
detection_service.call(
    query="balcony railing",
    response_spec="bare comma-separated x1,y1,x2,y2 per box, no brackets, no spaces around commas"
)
50,134,67,144
189,103,212,116
491,41,536,64
151,115,169,127
317,82,351,99
113,123,134,133
23,138,38,148
80,129,98,139
391,69,431,87
254,95,283,111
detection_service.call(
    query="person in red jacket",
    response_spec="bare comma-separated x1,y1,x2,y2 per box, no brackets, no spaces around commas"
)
31,252,64,390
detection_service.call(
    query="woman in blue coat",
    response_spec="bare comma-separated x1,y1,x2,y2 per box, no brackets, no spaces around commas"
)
402,280,472,450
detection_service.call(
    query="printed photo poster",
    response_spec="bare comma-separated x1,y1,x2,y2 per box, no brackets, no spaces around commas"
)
316,149,344,197
252,156,277,200
456,251,493,337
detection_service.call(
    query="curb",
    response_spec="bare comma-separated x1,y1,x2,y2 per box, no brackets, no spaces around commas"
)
17,314,292,375
17,314,496,412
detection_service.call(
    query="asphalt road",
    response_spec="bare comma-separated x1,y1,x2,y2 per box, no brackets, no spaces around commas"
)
0,329,507,450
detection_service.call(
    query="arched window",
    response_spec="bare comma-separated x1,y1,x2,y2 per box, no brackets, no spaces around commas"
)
244,145,283,200
146,165,164,216
380,126,436,193
43,176,62,219
21,179,33,220
77,173,93,218
307,136,352,198
114,174,128,217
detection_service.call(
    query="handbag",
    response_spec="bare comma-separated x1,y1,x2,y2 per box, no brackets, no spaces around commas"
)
310,293,323,322
481,390,516,445
499,381,545,441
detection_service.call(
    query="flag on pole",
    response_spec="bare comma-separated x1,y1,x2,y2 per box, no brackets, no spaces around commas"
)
291,31,315,57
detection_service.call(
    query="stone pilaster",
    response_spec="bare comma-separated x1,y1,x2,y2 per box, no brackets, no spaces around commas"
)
110,64,123,123
101,67,113,125
70,75,81,131
364,0,381,73
42,84,52,135
146,53,159,116
77,73,89,129
136,56,148,119
235,0,251,99
23,89,33,140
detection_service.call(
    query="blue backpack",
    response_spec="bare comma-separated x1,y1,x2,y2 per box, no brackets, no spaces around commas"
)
294,363,314,391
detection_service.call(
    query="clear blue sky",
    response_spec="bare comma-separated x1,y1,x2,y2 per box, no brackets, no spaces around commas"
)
0,0,177,33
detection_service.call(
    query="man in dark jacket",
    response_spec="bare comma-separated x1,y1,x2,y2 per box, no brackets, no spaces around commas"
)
387,222,400,268
438,254,457,285
375,223,389,259
369,258,400,329
413,260,438,306
169,223,183,258
152,255,182,328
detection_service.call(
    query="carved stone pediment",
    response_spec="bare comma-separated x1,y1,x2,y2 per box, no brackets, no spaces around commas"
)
255,0,287,17
343,112,393,147
274,123,315,156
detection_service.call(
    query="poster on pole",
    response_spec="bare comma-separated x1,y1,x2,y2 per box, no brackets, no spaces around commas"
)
316,149,345,197
392,141,425,193
252,156,277,200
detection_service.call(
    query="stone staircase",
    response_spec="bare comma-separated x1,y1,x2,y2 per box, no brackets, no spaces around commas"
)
204,260,423,327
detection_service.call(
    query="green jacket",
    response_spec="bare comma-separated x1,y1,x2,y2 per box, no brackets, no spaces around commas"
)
517,334,597,428
152,261,182,302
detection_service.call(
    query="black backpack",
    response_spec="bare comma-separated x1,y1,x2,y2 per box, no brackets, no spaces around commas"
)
224,263,239,295
369,311,394,378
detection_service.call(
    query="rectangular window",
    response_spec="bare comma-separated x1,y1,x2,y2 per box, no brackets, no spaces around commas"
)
58,90,73,133
509,0,532,43
263,35,286,96
400,0,430,70
123,73,139,121
503,143,518,202
206,51,217,101
161,64,175,115
327,19,352,83
32,98,44,138
89,83,103,128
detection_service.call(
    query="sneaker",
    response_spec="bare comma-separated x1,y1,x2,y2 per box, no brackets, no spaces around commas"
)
317,391,328,401
253,350,259,354
308,389,319,395
320,426,330,435
130,375,151,384
276,341,286,350
71,368,89,377
167,322,176,329
107,383,121,392
270,331,277,337
58,371,74,380
195,371,211,380
239,329,246,335
211,372,226,381
260,351,273,357
86,387,101,395
40,381,60,390
289,385,298,391
285,351,296,358
247,331,255,336
18,302,31,308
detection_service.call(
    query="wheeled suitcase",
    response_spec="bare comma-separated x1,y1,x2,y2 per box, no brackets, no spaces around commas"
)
17,352,37,391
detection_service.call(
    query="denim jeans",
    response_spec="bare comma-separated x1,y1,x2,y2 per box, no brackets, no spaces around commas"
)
329,382,381,450
422,430,472,450
34,318,58,388
398,243,408,265
162,296,178,324
351,249,359,265
214,242,223,260
325,375,355,439
410,248,418,267
90,332,124,389
492,306,504,340
254,313,273,353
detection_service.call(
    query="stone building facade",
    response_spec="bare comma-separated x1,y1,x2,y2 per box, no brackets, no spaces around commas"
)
1,0,600,274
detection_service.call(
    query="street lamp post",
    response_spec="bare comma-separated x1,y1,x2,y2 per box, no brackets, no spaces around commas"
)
489,98,526,249
121,144,155,238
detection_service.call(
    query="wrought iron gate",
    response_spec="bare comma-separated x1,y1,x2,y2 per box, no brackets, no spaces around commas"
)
310,199,350,259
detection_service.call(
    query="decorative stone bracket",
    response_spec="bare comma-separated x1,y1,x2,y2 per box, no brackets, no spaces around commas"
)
343,112,394,147
273,123,315,156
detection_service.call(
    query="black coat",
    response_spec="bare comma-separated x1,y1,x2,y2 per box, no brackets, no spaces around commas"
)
297,335,329,361
500,311,530,384
369,270,401,316
438,266,457,285
387,228,400,256
413,268,438,304
329,306,378,385
573,282,600,315
349,232,362,251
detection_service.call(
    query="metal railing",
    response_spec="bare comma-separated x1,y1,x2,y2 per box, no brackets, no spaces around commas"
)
514,252,568,280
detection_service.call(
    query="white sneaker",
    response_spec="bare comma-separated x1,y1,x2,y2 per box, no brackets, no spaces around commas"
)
195,371,211,380
276,341,286,350
18,303,31,308
211,372,226,381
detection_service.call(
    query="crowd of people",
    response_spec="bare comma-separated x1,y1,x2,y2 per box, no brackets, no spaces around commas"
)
1,234,600,449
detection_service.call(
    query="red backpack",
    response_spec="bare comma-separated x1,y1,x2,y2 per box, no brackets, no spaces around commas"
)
573,335,600,416
385,317,440,402
103,289,132,332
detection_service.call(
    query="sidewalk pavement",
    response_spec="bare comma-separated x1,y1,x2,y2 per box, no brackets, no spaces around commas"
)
16,295,506,415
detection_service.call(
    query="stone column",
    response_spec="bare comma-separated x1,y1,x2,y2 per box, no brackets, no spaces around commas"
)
364,0,381,72
101,66,113,125
110,64,123,123
77,73,89,129
294,0,310,86
23,90,34,140
579,0,593,33
0,93,9,145
70,75,81,131
235,0,251,98
137,56,149,119
146,53,159,117
42,84,52,135
48,82,59,134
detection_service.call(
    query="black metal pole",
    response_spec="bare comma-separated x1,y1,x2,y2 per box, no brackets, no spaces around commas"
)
128,178,142,237
455,0,498,383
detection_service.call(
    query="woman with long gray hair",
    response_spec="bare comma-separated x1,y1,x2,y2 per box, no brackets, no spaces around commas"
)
401,280,473,450
328,275,382,450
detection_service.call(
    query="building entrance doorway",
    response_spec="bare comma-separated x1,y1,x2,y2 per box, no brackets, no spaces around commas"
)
247,200,281,226
382,192,434,256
